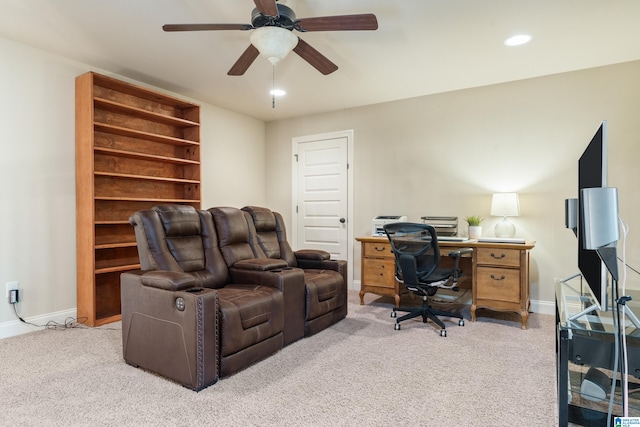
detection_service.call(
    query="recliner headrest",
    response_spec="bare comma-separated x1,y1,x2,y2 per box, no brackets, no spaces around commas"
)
209,206,250,246
153,204,201,237
242,206,277,232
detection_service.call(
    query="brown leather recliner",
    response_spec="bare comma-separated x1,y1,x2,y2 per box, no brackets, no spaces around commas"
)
121,204,300,391
241,206,348,337
208,206,306,345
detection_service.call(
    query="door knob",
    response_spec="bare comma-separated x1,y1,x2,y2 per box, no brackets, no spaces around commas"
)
339,218,346,223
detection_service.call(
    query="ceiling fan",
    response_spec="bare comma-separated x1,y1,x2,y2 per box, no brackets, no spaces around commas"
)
163,0,378,76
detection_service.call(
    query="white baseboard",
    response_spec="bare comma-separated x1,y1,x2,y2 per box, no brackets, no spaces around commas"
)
0,308,77,340
348,280,360,291
0,286,555,340
352,279,555,315
530,299,555,316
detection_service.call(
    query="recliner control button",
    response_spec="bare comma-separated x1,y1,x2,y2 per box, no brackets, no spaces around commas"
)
175,297,185,311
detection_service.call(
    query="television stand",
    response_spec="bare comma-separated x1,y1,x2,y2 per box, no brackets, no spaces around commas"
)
555,277,640,426
559,273,601,325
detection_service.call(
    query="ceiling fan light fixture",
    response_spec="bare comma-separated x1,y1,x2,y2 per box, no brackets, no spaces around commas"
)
270,88,286,97
250,27,298,64
504,34,532,47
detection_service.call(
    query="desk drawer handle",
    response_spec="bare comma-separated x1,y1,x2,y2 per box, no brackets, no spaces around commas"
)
490,253,506,259
374,246,386,252
490,274,506,281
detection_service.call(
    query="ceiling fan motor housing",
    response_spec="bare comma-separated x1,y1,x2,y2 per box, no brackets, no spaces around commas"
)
251,4,296,29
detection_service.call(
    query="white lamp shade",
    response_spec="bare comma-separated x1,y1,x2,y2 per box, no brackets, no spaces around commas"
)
491,193,520,217
250,27,298,65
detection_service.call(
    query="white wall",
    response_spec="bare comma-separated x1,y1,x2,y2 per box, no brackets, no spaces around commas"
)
200,103,266,208
0,36,266,336
3,32,638,335
265,60,640,311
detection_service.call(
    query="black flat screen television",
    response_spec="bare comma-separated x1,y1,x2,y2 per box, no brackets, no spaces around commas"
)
578,121,609,311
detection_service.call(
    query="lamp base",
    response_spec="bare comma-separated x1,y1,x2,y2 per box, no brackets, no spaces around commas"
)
494,218,516,238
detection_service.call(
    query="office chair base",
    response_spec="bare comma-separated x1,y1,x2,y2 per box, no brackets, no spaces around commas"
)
391,305,464,336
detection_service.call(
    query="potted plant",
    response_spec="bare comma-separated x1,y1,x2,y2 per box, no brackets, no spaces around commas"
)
464,215,484,239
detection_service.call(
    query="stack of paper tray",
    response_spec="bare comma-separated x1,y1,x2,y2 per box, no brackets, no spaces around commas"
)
421,216,458,236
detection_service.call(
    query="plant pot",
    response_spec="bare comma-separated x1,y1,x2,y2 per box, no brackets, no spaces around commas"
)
468,225,482,239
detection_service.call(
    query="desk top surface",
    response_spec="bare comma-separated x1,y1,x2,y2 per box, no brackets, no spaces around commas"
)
357,235,536,250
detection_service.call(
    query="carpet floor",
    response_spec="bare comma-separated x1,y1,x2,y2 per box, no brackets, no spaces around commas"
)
0,290,557,426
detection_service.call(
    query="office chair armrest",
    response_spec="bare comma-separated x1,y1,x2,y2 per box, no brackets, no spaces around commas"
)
448,247,473,282
447,247,474,258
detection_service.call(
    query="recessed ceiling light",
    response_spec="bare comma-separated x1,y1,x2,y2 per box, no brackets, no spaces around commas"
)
504,34,532,47
270,89,286,97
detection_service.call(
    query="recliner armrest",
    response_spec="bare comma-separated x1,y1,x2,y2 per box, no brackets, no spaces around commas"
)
294,249,330,261
233,258,289,271
140,271,196,291
296,258,347,275
120,272,219,391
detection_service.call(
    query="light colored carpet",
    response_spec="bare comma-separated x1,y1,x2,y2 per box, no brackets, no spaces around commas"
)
0,291,557,426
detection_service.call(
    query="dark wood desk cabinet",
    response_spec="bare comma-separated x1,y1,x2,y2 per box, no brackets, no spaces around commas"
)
356,236,535,329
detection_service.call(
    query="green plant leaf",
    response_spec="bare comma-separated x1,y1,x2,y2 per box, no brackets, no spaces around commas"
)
464,215,484,226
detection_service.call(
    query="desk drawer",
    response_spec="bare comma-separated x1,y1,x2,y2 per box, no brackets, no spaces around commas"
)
363,258,396,287
476,267,520,303
363,242,394,259
476,247,520,267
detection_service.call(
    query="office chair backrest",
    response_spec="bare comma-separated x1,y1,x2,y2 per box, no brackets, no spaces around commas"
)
383,222,441,286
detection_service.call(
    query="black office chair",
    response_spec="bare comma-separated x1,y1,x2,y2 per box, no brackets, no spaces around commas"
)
384,222,473,337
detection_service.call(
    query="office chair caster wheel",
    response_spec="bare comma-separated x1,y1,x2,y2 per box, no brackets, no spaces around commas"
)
458,319,465,327
440,329,447,337
391,310,397,318
394,323,401,331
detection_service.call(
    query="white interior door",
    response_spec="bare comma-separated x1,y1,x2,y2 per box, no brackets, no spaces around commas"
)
292,132,353,285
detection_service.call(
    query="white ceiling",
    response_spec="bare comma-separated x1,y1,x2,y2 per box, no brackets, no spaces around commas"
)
2,0,640,122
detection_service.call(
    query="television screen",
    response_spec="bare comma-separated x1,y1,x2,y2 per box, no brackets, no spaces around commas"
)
577,121,609,311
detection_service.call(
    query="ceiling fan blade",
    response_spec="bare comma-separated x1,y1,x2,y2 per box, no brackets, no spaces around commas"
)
293,38,338,75
296,14,378,32
228,45,260,76
253,0,279,17
163,23,253,32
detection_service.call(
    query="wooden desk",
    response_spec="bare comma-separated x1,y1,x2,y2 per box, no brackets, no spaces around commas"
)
356,236,535,329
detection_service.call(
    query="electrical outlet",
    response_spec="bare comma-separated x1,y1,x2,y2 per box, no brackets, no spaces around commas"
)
6,281,19,298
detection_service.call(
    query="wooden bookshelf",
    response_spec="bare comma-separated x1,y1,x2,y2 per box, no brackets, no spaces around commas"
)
76,72,201,326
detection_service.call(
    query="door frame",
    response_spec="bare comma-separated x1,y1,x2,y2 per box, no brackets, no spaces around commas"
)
291,129,355,289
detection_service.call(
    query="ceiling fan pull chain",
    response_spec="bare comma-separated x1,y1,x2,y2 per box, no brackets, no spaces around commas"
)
272,64,276,108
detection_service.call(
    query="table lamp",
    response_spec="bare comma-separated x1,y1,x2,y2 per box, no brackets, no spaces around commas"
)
491,192,520,238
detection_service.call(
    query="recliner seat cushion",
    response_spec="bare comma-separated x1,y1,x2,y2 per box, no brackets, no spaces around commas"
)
216,284,284,357
304,269,343,320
